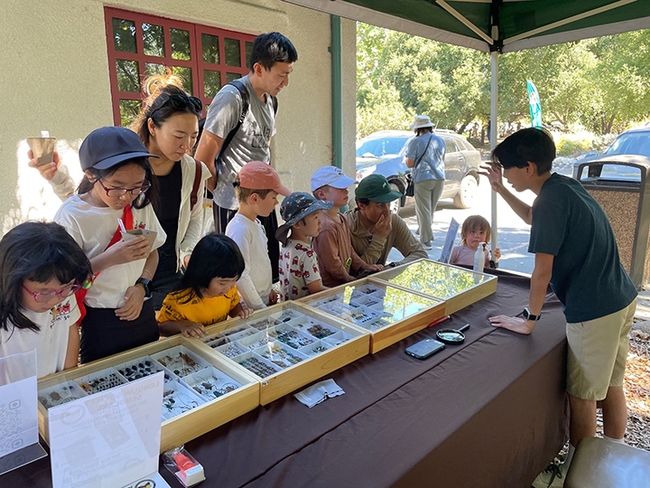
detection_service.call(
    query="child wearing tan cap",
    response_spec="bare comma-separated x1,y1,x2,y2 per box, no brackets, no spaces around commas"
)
225,161,291,310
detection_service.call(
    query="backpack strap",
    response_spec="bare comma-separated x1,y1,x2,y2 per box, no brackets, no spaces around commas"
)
190,159,202,210
217,79,250,162
217,79,278,161
271,94,278,115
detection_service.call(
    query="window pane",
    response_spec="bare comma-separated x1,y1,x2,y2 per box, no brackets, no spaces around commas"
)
226,72,240,83
202,34,219,64
225,38,241,67
142,23,165,57
116,59,140,92
119,99,141,127
171,28,191,60
245,41,253,69
145,62,167,77
112,18,137,53
203,70,221,98
172,66,193,94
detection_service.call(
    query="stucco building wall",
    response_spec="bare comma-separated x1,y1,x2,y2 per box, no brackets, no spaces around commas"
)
0,0,356,230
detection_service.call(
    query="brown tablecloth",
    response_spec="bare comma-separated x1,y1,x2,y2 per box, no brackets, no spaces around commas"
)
2,270,569,487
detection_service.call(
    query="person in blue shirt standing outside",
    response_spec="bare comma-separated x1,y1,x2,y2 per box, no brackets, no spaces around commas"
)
404,115,445,250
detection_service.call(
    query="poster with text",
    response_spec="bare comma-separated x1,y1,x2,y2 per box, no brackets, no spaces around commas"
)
0,350,38,458
49,372,164,488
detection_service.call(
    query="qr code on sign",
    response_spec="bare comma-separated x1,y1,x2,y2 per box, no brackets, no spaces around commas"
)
0,399,24,453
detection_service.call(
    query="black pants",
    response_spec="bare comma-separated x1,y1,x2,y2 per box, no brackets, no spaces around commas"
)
213,203,280,283
80,299,159,363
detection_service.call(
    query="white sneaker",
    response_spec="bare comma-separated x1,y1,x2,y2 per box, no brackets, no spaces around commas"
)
531,459,566,488
421,241,433,250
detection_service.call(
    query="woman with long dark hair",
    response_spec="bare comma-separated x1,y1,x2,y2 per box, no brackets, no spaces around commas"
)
30,73,211,308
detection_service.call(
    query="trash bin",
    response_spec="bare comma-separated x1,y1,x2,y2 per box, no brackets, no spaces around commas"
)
574,155,650,289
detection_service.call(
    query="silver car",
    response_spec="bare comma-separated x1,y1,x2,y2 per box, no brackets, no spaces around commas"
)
356,130,482,210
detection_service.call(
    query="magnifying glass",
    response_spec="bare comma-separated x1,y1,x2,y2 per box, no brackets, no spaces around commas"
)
435,324,470,345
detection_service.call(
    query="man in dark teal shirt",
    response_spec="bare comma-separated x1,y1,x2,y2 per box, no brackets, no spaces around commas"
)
481,128,637,487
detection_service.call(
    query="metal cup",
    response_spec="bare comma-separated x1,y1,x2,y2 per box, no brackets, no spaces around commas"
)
26,137,57,166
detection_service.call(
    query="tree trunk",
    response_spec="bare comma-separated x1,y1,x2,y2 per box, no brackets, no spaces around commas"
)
605,113,617,135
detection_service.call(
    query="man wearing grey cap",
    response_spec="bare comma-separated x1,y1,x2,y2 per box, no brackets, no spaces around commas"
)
347,174,428,267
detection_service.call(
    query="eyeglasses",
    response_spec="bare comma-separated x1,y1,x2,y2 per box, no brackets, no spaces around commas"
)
97,179,151,197
23,282,81,303
149,93,202,118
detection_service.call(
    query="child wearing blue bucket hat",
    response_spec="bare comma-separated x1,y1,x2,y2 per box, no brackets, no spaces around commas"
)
275,192,332,300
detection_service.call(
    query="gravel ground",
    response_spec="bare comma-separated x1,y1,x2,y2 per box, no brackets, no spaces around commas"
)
621,326,650,450
547,323,650,471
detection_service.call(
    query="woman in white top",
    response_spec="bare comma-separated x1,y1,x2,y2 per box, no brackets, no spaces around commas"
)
30,74,211,309
0,222,92,378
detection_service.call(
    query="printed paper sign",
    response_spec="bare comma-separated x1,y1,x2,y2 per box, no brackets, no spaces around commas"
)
0,350,38,458
438,218,459,264
49,372,164,488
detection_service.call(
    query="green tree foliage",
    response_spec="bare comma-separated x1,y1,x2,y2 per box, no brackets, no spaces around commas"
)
358,23,650,137
357,26,489,137
582,30,650,134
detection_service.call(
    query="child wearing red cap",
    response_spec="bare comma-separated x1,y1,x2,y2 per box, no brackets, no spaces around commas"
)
225,161,291,310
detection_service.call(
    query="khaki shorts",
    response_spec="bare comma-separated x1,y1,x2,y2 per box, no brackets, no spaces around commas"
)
566,299,636,401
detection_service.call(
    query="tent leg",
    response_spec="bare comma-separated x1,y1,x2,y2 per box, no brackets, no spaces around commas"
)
490,51,499,253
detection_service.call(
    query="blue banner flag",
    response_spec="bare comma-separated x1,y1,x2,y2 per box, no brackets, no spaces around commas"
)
526,80,543,129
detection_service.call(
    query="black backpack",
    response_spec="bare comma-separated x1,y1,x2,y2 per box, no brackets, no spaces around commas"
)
198,79,278,164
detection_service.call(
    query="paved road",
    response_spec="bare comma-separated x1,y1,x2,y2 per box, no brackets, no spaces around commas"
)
389,173,537,274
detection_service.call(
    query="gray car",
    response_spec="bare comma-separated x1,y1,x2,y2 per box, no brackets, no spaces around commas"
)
356,130,481,210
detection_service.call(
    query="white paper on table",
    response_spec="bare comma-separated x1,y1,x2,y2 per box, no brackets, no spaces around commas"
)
49,372,164,488
438,217,459,264
0,350,38,458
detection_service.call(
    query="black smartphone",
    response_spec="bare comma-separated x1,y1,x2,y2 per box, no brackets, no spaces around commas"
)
405,338,446,360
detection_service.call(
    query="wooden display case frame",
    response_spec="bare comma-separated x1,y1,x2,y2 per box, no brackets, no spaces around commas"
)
37,335,260,453
299,276,447,353
372,259,498,315
189,301,370,405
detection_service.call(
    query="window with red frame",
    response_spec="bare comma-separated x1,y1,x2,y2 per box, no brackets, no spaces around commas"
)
105,7,256,126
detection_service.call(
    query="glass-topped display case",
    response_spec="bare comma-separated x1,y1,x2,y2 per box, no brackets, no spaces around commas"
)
300,278,446,353
372,259,498,314
190,302,370,405
37,335,259,453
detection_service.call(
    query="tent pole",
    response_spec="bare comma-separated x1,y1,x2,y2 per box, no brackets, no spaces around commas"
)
330,15,343,169
490,51,499,253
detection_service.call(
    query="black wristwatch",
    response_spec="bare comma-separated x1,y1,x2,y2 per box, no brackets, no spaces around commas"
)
135,277,153,298
523,307,541,321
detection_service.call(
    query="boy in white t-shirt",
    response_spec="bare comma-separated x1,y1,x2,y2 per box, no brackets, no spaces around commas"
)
275,192,332,301
226,161,291,310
